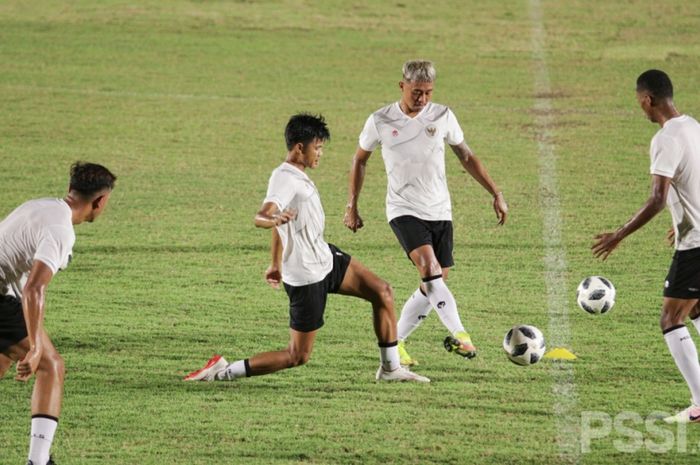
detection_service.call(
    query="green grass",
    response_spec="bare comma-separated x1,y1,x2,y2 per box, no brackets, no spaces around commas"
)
2,0,700,463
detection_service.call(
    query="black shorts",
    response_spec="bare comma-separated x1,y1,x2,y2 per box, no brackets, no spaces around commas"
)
0,294,27,352
389,215,454,268
283,244,352,332
664,247,700,299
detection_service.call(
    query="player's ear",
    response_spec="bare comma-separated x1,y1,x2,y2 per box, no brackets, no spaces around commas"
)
295,142,305,153
91,194,106,210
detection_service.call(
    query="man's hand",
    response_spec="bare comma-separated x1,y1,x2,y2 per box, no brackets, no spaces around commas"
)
592,231,623,261
265,265,282,289
493,193,508,225
15,347,41,382
275,209,297,226
343,206,364,232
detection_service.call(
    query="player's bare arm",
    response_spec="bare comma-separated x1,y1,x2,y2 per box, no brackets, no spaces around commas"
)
450,142,508,225
344,147,372,232
592,174,671,260
265,228,283,289
16,260,53,381
254,201,297,229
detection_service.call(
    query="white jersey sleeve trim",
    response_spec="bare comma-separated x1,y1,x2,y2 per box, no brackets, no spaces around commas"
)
358,114,380,152
445,108,465,146
650,133,682,178
263,168,296,212
33,225,75,275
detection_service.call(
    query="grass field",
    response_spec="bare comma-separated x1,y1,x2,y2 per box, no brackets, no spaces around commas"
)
2,1,700,464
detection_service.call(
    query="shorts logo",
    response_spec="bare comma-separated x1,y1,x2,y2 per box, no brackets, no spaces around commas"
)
690,287,699,292
437,301,446,309
392,129,399,137
665,280,670,288
426,125,437,137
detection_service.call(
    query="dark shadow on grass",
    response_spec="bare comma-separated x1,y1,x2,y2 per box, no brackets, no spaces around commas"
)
77,243,266,254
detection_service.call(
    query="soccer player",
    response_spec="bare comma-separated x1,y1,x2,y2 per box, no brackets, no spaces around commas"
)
0,162,116,465
344,60,508,366
592,69,700,424
185,113,428,383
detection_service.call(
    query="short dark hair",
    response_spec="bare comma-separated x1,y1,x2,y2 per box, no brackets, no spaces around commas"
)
637,69,674,100
69,162,117,198
284,113,330,150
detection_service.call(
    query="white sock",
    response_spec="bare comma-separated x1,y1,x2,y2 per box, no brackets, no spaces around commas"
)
397,288,433,341
217,359,248,381
379,342,400,371
28,416,58,465
664,326,700,406
692,315,700,336
423,276,465,335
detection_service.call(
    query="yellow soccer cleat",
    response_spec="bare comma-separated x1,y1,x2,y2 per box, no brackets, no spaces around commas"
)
398,340,418,366
443,331,477,359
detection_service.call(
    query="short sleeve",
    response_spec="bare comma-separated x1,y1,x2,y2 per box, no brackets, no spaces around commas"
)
358,114,380,152
263,169,297,211
34,226,75,275
445,109,465,146
650,133,681,178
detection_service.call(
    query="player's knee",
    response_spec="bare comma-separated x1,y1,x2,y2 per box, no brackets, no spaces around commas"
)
40,351,65,381
288,348,311,367
659,307,685,331
377,281,394,308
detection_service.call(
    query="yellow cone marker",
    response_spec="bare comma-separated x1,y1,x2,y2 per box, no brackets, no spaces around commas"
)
543,347,577,360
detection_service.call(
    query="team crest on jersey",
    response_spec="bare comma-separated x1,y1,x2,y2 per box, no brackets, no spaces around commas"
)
426,125,437,137
392,129,399,137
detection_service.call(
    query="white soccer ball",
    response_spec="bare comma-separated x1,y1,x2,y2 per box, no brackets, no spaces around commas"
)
502,325,546,366
576,276,616,314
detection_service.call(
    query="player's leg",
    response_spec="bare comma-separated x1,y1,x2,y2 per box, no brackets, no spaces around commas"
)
185,329,319,382
408,245,475,358
0,353,12,379
690,301,700,335
661,297,700,423
186,278,326,382
337,257,429,382
6,332,64,465
389,217,437,365
242,329,318,376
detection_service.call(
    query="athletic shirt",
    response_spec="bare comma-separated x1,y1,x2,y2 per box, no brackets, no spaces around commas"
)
359,101,467,222
263,162,332,286
649,114,700,251
0,198,75,299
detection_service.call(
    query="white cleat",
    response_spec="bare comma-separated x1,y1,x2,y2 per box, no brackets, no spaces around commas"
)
663,404,700,424
376,365,430,383
184,354,228,381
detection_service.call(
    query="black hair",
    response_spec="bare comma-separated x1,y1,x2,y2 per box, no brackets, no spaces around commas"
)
284,113,330,150
69,162,117,198
637,69,674,101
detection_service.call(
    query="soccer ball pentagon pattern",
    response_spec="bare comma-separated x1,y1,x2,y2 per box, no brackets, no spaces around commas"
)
502,325,546,366
576,276,616,314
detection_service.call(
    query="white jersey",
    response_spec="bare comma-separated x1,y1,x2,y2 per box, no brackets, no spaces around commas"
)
0,198,75,299
264,162,332,286
359,101,467,222
649,114,700,251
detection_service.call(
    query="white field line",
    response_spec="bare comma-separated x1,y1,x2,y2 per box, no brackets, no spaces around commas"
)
529,0,581,463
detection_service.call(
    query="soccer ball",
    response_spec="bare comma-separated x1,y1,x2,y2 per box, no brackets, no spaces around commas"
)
502,325,546,366
576,276,616,314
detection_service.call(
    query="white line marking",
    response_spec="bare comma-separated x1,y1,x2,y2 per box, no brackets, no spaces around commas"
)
529,1,581,463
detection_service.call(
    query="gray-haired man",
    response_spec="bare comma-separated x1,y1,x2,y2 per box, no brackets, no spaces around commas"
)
344,59,508,366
